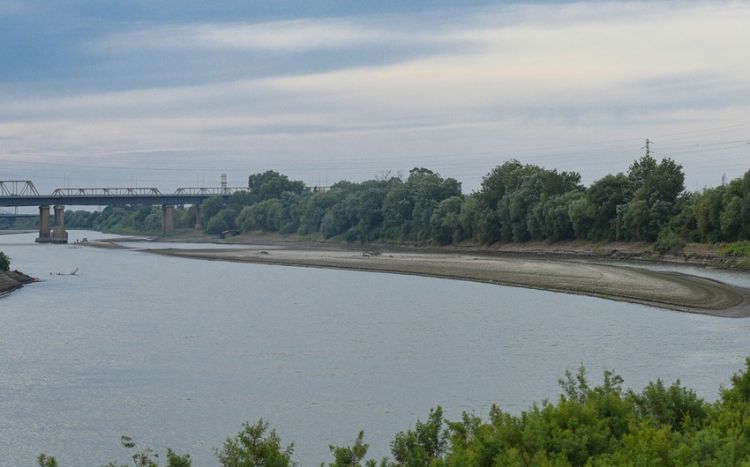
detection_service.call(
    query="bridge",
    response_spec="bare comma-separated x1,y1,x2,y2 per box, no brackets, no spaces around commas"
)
0,181,248,244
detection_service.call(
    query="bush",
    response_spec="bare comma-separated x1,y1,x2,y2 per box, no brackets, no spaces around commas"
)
654,230,687,255
0,251,9,272
35,359,750,466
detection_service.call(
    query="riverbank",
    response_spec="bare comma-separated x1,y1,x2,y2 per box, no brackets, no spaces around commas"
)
146,245,750,318
0,270,37,296
139,230,750,270
0,230,34,236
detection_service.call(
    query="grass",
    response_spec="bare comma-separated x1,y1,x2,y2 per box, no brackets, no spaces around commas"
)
719,241,750,257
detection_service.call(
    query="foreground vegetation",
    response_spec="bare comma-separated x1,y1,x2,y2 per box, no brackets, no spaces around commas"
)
37,359,750,466
0,251,9,272
63,156,750,255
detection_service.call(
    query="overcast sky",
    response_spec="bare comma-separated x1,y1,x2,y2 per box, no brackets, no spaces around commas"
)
1,0,748,193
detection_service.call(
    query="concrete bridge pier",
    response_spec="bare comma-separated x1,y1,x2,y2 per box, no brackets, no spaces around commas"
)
194,204,203,230
35,205,52,243
52,205,68,244
162,204,175,234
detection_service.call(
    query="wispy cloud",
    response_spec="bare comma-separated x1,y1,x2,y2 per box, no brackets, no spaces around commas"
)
2,1,750,190
96,18,441,53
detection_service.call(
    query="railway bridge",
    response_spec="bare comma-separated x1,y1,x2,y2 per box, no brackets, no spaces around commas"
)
0,181,247,244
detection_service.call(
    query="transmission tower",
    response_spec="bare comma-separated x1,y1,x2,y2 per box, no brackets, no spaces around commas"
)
642,139,653,157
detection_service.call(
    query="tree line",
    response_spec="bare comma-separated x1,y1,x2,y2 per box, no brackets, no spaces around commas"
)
37,358,750,466
65,156,750,252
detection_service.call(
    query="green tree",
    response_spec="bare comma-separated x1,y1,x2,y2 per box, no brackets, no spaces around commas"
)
621,155,685,241
216,420,295,467
37,454,58,467
390,407,447,466
326,431,387,467
585,174,632,240
201,196,226,227
102,436,191,467
248,171,306,202
430,196,464,245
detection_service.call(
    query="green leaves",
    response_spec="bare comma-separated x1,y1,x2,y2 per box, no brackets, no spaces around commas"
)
0,251,9,272
34,360,750,466
215,419,295,467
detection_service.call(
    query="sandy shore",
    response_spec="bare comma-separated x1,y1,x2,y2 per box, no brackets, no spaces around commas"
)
148,246,750,318
0,270,37,296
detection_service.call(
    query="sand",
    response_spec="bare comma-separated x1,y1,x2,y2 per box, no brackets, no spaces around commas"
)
0,270,37,296
147,247,750,318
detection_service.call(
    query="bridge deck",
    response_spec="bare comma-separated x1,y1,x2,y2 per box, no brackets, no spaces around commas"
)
0,194,231,207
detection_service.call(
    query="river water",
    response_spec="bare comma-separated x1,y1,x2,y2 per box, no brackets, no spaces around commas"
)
1,230,750,466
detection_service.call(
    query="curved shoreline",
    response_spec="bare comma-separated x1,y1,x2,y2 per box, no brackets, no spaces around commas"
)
0,270,37,296
146,247,750,318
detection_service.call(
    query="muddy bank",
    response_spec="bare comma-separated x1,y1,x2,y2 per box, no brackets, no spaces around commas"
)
146,231,750,270
149,247,750,318
0,270,38,296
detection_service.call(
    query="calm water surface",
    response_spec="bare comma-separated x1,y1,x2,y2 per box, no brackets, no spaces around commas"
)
1,231,750,466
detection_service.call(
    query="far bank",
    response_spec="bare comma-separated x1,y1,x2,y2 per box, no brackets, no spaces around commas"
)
120,228,750,271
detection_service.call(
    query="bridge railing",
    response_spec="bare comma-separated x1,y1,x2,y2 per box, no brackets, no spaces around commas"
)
0,180,40,197
174,187,248,195
2,184,250,199
50,187,162,196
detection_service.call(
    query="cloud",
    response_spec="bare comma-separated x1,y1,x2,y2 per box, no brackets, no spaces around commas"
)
96,18,440,53
2,1,750,190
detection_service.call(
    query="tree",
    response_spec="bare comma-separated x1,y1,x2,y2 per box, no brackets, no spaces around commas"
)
326,431,387,467
430,195,464,244
102,435,192,467
390,407,447,466
621,156,685,241
215,420,295,467
248,171,305,202
585,174,632,240
201,196,225,227
37,454,58,467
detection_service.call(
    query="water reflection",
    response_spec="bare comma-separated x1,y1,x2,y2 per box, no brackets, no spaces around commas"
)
1,231,749,465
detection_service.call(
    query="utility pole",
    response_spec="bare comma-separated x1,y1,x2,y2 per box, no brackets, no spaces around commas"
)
722,173,727,186
642,139,652,158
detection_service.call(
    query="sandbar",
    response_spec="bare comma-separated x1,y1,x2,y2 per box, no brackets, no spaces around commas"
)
148,247,750,318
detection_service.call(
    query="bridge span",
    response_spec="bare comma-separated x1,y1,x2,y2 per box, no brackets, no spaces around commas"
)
0,181,248,244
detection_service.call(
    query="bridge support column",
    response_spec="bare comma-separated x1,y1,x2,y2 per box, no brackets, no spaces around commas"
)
35,205,52,243
194,204,203,231
52,205,68,244
162,204,175,235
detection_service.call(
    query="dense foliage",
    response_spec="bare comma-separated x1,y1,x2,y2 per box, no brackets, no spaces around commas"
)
0,216,36,230
37,359,750,466
0,250,9,272
64,161,750,250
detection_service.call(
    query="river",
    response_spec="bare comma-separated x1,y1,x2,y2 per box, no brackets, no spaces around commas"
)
1,230,750,466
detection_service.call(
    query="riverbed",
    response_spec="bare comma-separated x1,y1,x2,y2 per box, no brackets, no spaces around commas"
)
1,230,750,465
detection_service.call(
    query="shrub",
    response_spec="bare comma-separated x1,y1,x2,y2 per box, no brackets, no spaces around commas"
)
720,241,750,257
654,230,686,255
0,251,9,272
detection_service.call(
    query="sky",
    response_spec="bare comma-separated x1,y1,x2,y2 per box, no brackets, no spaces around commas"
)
1,0,749,194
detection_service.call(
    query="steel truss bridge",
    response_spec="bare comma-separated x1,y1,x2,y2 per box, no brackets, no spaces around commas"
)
0,180,249,241
0,181,248,207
